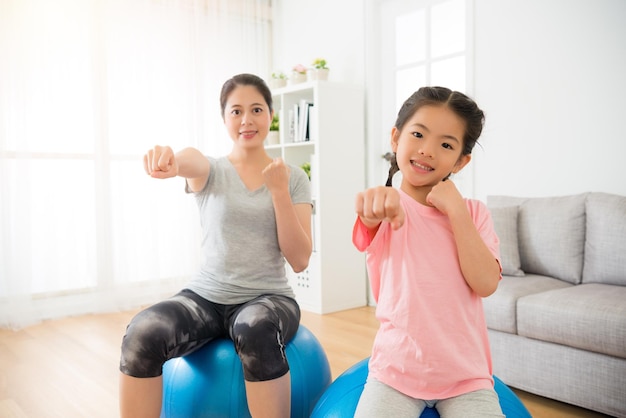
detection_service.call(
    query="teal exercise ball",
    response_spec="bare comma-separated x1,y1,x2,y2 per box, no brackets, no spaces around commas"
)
161,325,331,418
311,358,532,418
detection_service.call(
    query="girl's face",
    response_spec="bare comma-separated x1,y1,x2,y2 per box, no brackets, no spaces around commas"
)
391,104,471,191
223,85,272,147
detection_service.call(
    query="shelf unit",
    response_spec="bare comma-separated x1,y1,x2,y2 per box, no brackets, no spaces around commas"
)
266,81,366,314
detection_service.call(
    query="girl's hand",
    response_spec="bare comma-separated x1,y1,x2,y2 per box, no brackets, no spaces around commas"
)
426,179,465,216
356,186,405,230
144,145,179,179
263,157,290,193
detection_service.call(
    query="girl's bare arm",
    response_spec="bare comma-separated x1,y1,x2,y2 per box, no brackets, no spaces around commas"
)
448,205,501,297
428,181,500,297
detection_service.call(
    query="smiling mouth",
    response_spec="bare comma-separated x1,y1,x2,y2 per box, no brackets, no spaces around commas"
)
411,160,434,171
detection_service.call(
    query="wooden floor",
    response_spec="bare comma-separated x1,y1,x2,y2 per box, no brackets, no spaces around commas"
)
0,306,613,417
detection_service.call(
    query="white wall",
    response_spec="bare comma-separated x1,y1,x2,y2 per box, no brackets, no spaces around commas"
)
271,0,366,85
472,0,626,200
275,0,626,201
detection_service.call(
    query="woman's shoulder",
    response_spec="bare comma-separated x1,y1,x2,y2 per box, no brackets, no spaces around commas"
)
287,164,310,184
206,155,232,175
209,155,225,166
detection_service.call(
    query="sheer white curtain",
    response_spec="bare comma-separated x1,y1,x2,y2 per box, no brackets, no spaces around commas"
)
0,0,272,328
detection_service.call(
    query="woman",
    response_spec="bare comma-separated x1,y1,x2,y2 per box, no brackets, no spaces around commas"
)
119,73,312,418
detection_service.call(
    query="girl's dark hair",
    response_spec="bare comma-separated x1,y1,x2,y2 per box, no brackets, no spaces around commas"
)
385,86,485,187
219,73,273,118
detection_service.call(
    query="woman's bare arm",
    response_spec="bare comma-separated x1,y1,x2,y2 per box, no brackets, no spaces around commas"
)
144,146,210,192
263,159,312,272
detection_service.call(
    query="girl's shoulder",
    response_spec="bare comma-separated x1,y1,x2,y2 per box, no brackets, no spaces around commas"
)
464,199,496,232
465,198,490,215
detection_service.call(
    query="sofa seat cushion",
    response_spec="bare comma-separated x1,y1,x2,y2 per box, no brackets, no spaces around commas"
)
517,284,626,359
483,274,571,334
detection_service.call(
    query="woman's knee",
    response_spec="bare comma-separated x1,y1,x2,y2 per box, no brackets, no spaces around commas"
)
231,302,282,353
231,296,300,382
119,307,177,378
231,296,299,342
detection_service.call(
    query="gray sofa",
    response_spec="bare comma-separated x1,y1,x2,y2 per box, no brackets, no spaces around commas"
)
483,192,626,417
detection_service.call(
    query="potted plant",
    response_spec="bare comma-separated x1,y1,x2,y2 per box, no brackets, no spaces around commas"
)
290,64,308,84
300,162,311,180
309,58,329,81
267,113,280,145
269,71,287,89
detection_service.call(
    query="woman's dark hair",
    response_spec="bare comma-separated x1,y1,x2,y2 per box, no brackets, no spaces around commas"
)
219,73,273,118
385,86,485,187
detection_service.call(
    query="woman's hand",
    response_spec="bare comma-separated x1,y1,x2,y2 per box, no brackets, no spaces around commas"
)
262,158,290,193
143,146,210,191
144,145,178,179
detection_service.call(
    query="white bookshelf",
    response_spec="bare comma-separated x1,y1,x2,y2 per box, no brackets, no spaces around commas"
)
266,81,367,314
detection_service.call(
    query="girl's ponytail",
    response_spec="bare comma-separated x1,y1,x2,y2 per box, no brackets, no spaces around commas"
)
384,152,399,187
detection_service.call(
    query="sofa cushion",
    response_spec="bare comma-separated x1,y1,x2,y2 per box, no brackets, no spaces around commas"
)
487,194,587,283
583,192,626,286
487,195,526,209
490,206,524,277
517,284,626,359
518,194,587,284
483,274,571,334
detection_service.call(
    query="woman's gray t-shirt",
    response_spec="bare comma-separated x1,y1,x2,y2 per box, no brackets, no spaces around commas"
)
185,156,311,304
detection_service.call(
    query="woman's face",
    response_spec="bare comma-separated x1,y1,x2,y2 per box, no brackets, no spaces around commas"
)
223,84,272,147
391,104,470,190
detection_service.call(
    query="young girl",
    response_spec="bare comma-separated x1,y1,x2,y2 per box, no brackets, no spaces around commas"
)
119,73,312,418
352,86,504,417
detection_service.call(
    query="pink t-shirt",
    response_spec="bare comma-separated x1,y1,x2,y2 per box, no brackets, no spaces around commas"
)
352,190,501,400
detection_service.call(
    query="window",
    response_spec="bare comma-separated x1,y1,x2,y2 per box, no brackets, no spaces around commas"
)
378,0,473,193
0,0,272,327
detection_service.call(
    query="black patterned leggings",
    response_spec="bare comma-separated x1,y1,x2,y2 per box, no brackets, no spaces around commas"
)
119,289,301,382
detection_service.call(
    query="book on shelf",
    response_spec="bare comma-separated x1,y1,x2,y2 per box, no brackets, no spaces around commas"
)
284,100,315,143
308,105,317,142
297,99,309,142
288,100,314,143
288,107,296,143
304,103,313,141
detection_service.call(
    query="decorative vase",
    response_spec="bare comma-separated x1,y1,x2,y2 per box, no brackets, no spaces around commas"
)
290,72,307,84
309,68,329,81
269,78,287,89
266,131,280,145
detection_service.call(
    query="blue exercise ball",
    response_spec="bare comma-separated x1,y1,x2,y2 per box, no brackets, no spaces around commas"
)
311,358,532,418
161,325,331,418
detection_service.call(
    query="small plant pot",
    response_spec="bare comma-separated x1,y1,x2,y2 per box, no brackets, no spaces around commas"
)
269,78,287,89
266,131,280,145
290,72,307,84
309,68,329,81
